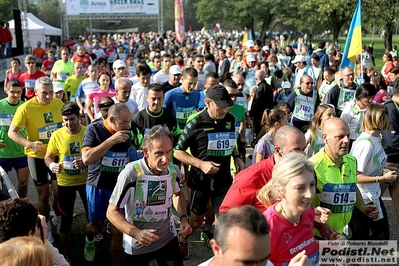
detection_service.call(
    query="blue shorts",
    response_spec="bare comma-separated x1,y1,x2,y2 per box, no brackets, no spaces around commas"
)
86,184,113,223
0,156,28,172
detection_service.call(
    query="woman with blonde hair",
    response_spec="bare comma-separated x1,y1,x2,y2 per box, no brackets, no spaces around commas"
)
257,153,330,265
305,104,335,157
0,236,53,266
349,103,397,240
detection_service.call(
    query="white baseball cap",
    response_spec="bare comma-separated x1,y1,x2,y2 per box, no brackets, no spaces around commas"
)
112,59,126,69
291,55,306,64
53,82,64,93
244,40,255,48
246,54,256,62
283,81,292,89
169,65,182,75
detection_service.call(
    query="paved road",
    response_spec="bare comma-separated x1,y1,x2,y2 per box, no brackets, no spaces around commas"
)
1,84,398,265
3,155,399,265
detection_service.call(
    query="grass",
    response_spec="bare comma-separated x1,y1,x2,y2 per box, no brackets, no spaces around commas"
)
310,35,399,71
337,35,399,71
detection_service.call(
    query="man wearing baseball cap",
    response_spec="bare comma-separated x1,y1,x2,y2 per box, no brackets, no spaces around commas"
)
174,84,245,259
276,81,294,102
112,59,126,88
161,65,182,94
292,54,316,88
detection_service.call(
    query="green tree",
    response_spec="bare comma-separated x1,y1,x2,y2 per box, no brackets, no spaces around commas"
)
285,0,357,41
195,0,280,40
363,0,399,51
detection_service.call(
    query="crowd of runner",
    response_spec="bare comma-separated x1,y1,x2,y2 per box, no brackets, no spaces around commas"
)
0,29,398,265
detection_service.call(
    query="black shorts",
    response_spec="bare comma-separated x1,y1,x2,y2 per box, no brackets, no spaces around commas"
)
58,184,87,233
27,157,56,187
189,187,229,216
124,237,183,266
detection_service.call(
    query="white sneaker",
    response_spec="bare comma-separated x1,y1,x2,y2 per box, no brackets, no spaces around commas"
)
47,221,54,244
52,215,61,234
94,233,103,242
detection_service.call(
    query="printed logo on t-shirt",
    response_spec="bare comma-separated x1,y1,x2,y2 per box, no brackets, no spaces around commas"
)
225,122,231,131
69,142,81,154
147,180,167,206
284,232,292,244
43,112,54,123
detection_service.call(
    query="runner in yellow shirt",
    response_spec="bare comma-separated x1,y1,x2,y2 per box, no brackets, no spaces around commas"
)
45,102,88,260
64,62,85,101
8,76,64,244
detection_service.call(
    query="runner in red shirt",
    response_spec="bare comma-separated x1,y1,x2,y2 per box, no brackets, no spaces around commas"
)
41,49,56,76
19,55,46,100
72,45,92,74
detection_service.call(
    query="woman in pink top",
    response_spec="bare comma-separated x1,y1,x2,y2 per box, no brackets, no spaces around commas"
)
4,57,23,91
86,71,116,121
257,153,331,266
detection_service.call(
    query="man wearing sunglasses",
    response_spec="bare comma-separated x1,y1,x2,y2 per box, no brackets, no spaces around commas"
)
0,80,29,198
18,55,47,100
287,74,320,131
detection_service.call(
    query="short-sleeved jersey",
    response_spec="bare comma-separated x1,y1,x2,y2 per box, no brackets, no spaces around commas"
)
163,87,200,129
0,99,26,158
130,83,149,111
18,71,47,99
264,204,319,266
42,60,55,76
72,54,91,73
87,88,116,119
109,158,181,255
64,75,85,101
11,97,64,158
75,78,99,105
175,110,235,191
228,102,246,138
131,107,181,149
350,133,386,204
153,70,169,85
46,126,87,186
51,60,74,85
82,120,131,190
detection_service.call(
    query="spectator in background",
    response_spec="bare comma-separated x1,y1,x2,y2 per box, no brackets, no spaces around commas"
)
0,22,7,59
3,22,12,58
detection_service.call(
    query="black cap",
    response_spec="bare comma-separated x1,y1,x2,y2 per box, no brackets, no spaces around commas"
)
206,84,234,108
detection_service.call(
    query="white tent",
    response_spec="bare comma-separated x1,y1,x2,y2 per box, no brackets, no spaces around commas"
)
8,13,62,48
